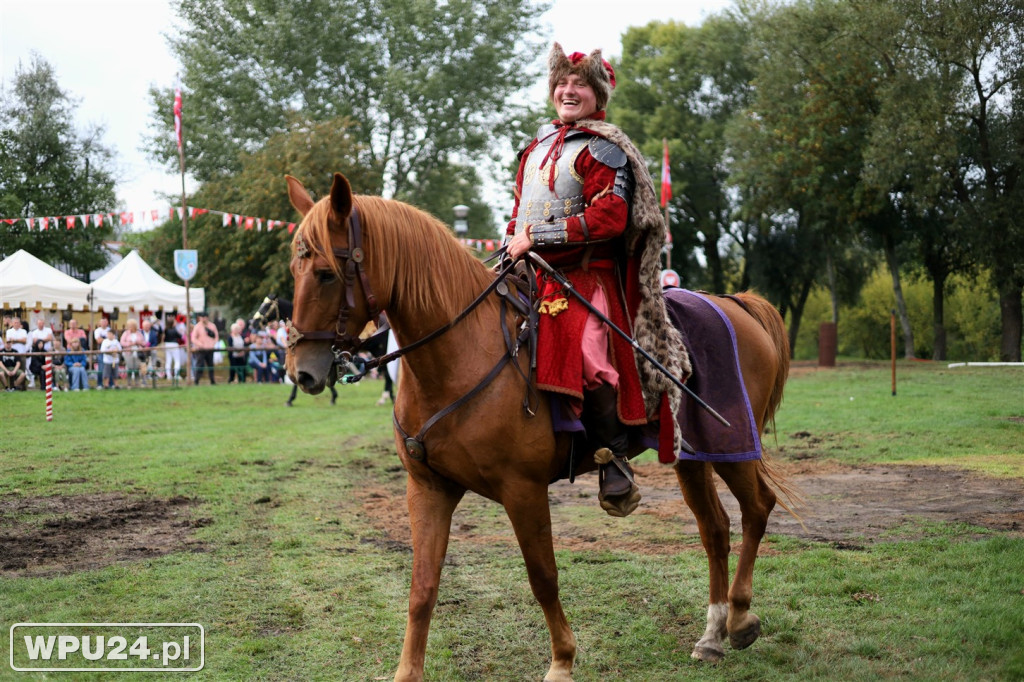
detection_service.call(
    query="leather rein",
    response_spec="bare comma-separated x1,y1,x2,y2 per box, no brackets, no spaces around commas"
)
288,208,537,465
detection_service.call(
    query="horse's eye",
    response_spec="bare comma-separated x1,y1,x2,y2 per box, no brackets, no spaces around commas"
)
316,270,337,285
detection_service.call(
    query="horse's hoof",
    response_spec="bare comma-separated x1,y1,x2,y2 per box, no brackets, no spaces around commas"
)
691,644,725,663
729,615,761,650
599,486,641,517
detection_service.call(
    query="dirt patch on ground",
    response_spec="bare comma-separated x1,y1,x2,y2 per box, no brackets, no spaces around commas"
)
0,493,208,577
5,451,1020,578
354,454,1024,556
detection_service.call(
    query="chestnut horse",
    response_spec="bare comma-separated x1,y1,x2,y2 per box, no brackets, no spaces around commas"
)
285,173,793,681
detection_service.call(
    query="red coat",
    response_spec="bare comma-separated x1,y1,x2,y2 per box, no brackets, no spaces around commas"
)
507,130,648,425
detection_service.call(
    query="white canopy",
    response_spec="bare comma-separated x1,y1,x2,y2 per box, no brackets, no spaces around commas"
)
0,249,93,310
90,250,205,313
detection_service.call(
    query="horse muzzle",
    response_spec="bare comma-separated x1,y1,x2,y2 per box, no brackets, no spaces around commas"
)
290,344,336,394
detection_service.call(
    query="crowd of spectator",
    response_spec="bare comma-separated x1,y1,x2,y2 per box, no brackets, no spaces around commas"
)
1,310,301,392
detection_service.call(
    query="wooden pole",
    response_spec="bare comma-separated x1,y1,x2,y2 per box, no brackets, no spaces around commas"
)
178,91,193,386
891,308,897,396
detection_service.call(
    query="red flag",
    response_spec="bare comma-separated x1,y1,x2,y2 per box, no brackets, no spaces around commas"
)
660,139,672,209
174,88,183,151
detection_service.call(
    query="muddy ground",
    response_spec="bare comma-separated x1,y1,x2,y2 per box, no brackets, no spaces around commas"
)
3,453,1022,577
357,455,1024,557
0,493,208,577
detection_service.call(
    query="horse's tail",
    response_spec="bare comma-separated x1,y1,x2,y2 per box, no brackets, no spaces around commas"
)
731,292,803,518
732,292,789,431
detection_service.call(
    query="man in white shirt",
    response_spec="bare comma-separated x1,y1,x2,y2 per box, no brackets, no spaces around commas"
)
93,318,111,348
5,317,28,354
28,318,55,352
5,317,30,386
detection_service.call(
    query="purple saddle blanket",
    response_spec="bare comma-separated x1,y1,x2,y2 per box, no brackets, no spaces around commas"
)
664,288,762,463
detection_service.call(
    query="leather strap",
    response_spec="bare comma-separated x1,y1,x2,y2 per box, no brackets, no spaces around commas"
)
289,205,379,355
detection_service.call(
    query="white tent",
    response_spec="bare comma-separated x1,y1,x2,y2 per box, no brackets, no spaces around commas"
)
0,249,93,310
90,250,205,313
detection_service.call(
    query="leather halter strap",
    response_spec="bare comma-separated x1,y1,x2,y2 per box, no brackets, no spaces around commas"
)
288,206,380,354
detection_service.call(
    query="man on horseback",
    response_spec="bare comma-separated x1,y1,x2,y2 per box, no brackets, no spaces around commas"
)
506,43,689,517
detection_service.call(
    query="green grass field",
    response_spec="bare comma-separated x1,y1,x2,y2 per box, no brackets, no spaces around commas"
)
0,362,1022,680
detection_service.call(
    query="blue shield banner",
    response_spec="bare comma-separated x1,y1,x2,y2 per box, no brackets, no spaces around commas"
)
174,249,199,281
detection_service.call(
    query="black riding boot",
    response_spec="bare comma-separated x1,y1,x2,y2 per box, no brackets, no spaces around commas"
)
583,384,640,517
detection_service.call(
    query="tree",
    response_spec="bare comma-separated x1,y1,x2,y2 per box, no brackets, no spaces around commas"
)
0,54,116,276
895,0,1024,361
146,0,547,214
747,210,823,351
137,116,378,316
726,1,873,350
614,14,755,292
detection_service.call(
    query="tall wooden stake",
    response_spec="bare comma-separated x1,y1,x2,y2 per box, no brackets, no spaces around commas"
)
891,309,897,396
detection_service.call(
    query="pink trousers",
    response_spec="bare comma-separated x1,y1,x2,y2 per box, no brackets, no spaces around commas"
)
581,284,619,391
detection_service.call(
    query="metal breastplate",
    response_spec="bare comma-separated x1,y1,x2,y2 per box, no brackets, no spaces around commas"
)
514,125,591,235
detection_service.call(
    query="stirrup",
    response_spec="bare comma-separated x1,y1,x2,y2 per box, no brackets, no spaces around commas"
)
595,448,641,518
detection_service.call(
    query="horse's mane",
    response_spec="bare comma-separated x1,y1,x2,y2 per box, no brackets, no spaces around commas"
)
292,195,494,321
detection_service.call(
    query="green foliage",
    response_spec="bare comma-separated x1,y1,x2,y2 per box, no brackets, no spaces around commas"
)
139,0,549,306
0,54,116,274
136,116,379,316
399,161,497,239
147,0,547,201
792,268,1002,361
614,15,755,291
946,272,1003,361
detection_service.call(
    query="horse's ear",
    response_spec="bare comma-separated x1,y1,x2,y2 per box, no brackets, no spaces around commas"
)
286,175,314,217
329,172,353,221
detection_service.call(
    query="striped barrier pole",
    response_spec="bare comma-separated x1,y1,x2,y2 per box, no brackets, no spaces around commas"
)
45,356,53,422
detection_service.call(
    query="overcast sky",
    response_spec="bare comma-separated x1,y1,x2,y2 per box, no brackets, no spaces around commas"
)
1,0,732,221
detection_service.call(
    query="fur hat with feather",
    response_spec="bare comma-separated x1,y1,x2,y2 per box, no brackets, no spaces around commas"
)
547,42,616,111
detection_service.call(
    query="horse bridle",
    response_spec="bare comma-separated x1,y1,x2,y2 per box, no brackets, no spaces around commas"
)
287,206,380,359
252,296,281,330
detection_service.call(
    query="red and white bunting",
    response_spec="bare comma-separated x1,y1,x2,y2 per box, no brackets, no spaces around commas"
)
1,204,306,238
